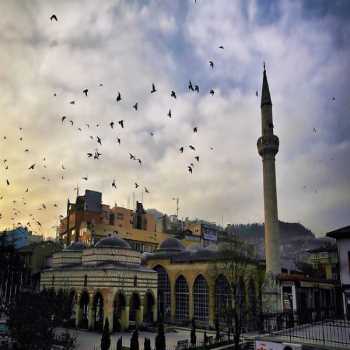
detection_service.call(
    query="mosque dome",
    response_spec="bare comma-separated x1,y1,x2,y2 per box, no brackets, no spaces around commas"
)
158,237,185,252
95,235,131,250
65,241,86,251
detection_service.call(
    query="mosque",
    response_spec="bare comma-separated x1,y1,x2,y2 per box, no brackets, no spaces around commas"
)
40,68,342,331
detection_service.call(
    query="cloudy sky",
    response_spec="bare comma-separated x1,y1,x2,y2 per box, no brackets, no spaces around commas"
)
0,0,349,237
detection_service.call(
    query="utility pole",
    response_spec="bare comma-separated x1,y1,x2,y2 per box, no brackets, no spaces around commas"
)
172,197,180,218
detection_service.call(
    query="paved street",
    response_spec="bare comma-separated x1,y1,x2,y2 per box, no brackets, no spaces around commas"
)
57,327,207,350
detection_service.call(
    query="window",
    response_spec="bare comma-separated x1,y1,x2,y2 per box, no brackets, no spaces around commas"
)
109,213,115,225
84,275,88,287
175,276,189,321
193,275,209,322
154,266,171,321
215,275,231,322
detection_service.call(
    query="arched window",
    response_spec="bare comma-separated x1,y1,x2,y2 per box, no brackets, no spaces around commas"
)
193,275,209,322
215,275,231,322
175,276,189,321
154,265,171,321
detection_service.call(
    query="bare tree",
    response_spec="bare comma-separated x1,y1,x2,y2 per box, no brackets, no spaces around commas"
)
211,235,262,350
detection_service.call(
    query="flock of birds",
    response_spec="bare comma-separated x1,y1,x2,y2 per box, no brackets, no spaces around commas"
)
0,10,339,234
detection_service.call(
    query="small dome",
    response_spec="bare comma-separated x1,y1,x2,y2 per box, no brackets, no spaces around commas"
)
158,237,185,252
65,241,86,251
95,235,131,249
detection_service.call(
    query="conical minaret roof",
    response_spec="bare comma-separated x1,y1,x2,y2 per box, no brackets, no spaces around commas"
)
261,66,272,107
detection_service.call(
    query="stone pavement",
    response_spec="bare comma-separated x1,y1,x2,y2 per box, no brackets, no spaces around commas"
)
56,327,206,350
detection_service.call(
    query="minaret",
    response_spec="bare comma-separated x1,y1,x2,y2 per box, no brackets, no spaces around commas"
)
257,66,281,275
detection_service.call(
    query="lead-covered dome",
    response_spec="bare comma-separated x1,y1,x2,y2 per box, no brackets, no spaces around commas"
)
158,237,185,252
95,235,131,249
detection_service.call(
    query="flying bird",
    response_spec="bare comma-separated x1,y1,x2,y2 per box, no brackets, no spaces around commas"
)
61,164,66,170
171,91,177,99
209,89,215,95
188,166,193,174
117,138,121,145
133,103,138,111
129,153,136,160
195,156,199,162
110,121,114,129
188,81,194,91
313,128,317,133
151,83,156,93
87,153,93,158
6,179,10,186
137,159,142,165
194,85,199,93
189,145,195,151
219,45,224,49
209,60,214,69
83,89,88,96
116,92,122,102
61,116,66,123
69,120,74,126
118,120,124,128
82,176,88,181
50,14,58,21
167,109,172,118
28,164,35,170
112,180,117,189
145,187,149,193
256,91,258,97
179,147,184,153
70,101,75,105
135,183,139,189
97,136,102,145
193,127,198,133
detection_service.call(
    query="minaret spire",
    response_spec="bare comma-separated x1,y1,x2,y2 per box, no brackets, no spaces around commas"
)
261,65,272,107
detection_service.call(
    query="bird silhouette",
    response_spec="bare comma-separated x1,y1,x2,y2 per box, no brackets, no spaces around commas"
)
133,103,138,111
151,83,156,93
116,92,122,102
118,120,124,128
25,188,29,192
82,176,88,181
189,145,195,151
50,14,58,21
193,127,198,133
24,149,29,152
6,179,10,185
97,136,102,145
188,81,194,91
99,83,103,87
179,147,184,153
61,164,66,170
332,97,335,101
129,153,136,160
195,156,199,162
256,91,258,97
194,85,199,93
87,153,93,158
61,116,66,123
110,122,114,129
83,89,88,96
171,91,177,99
70,101,75,105
219,45,224,49
28,164,35,170
188,166,193,174
167,109,172,118
117,138,121,145
86,123,90,128
209,60,214,69
313,128,317,133
112,179,117,189
209,89,215,95
145,187,150,193
69,120,74,126
135,182,139,188
137,159,142,165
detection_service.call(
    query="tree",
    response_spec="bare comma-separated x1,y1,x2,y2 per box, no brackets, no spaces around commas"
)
117,337,123,350
101,318,111,350
190,318,196,347
155,322,166,350
8,290,55,350
130,329,139,350
144,337,152,350
211,235,261,350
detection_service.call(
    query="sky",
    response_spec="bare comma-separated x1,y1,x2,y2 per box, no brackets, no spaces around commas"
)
0,0,349,238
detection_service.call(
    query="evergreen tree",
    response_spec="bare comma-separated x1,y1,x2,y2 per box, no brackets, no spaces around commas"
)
130,329,139,350
155,322,166,350
101,318,111,350
117,336,123,350
190,319,196,347
144,337,152,350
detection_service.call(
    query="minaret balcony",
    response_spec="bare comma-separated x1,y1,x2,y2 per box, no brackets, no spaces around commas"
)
257,135,279,157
